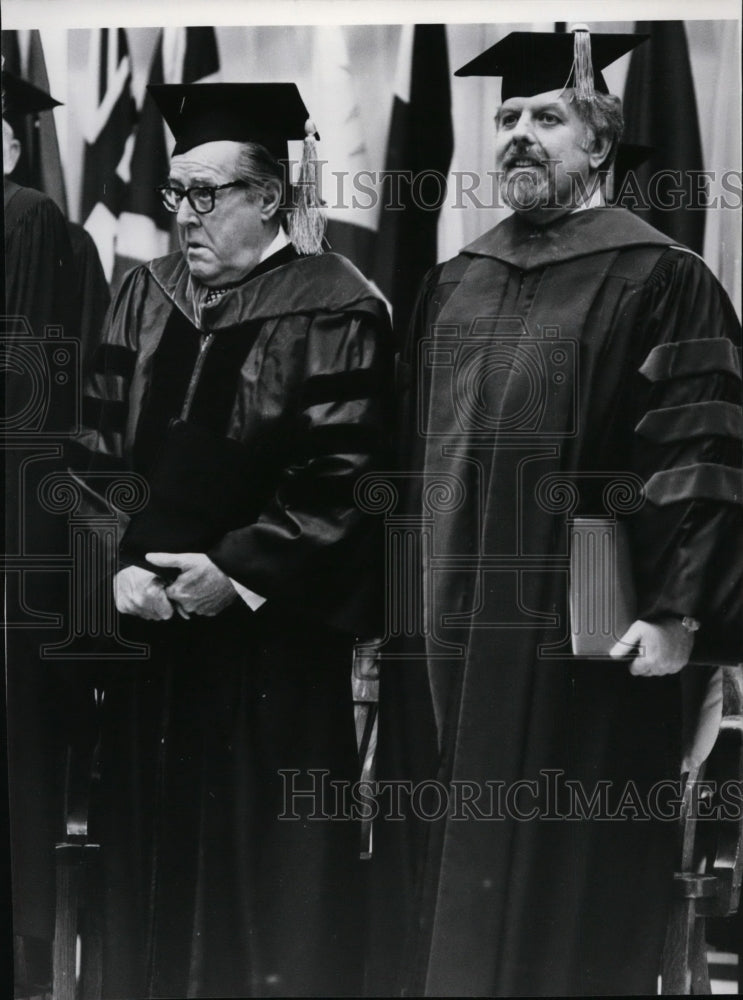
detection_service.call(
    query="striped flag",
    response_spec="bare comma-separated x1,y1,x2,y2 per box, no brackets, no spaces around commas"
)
373,24,454,340
162,25,220,86
113,33,171,282
80,28,136,282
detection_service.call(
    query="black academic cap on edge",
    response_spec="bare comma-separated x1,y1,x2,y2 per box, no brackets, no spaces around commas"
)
455,28,647,102
147,82,319,160
2,70,61,129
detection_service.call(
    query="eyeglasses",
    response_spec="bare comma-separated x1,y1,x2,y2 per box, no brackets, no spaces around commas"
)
156,181,246,215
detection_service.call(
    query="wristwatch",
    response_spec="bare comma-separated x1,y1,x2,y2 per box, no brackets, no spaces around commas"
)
679,616,701,633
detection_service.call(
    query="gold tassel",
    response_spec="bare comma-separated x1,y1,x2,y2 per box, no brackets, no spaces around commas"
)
571,24,595,101
288,118,326,256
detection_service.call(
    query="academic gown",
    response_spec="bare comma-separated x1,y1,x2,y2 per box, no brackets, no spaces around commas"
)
67,221,111,372
4,180,77,977
3,180,76,344
72,245,393,998
369,208,742,997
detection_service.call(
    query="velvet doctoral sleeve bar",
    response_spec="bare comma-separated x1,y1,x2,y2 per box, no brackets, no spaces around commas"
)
627,247,742,657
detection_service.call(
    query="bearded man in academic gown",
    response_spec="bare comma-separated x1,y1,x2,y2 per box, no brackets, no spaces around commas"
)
69,83,393,998
370,28,742,997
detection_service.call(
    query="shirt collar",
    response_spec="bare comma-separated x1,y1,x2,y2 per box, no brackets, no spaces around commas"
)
571,183,605,214
260,226,290,262
193,227,290,313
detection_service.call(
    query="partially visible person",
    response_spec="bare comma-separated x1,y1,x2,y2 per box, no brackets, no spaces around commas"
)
66,219,111,372
3,71,111,367
3,68,79,1000
3,72,76,342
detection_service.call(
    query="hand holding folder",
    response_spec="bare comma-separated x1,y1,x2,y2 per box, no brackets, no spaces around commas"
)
569,516,742,668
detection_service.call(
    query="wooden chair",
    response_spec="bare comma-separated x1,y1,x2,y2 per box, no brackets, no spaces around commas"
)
353,640,381,860
52,707,103,1000
662,666,743,994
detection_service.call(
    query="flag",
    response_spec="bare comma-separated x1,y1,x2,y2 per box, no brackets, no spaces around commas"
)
621,21,706,255
373,24,454,339
113,33,172,282
306,26,378,276
80,28,136,282
162,25,220,85
113,26,220,284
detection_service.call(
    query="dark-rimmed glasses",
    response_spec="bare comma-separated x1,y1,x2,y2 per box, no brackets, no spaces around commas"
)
156,181,246,215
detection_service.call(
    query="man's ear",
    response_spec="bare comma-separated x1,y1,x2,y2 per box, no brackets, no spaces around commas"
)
258,179,282,222
588,134,612,171
2,122,22,176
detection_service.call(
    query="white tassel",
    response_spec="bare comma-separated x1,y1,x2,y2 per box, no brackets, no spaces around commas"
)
288,118,326,255
571,24,595,102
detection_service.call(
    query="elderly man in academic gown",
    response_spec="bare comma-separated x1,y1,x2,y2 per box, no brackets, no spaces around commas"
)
71,82,393,998
369,28,742,998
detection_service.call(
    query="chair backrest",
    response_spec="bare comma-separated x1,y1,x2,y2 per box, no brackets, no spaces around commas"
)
661,666,743,995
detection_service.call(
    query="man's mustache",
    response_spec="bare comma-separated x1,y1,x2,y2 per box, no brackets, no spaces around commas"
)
501,143,548,168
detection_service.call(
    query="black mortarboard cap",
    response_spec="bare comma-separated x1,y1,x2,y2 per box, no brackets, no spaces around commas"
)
455,29,647,101
2,70,61,135
147,82,319,161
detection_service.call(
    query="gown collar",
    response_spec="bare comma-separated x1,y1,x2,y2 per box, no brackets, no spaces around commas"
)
462,207,675,272
145,247,382,331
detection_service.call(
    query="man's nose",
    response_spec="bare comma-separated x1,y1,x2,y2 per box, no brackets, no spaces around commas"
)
176,195,200,226
510,112,536,143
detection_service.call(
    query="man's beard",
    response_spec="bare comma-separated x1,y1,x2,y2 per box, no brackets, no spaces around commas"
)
500,166,551,212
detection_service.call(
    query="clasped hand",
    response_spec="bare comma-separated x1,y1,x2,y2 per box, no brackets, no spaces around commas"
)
609,618,694,676
113,553,237,620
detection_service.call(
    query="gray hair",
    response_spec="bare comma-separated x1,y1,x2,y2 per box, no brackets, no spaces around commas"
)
234,140,326,254
234,142,288,224
571,91,624,171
